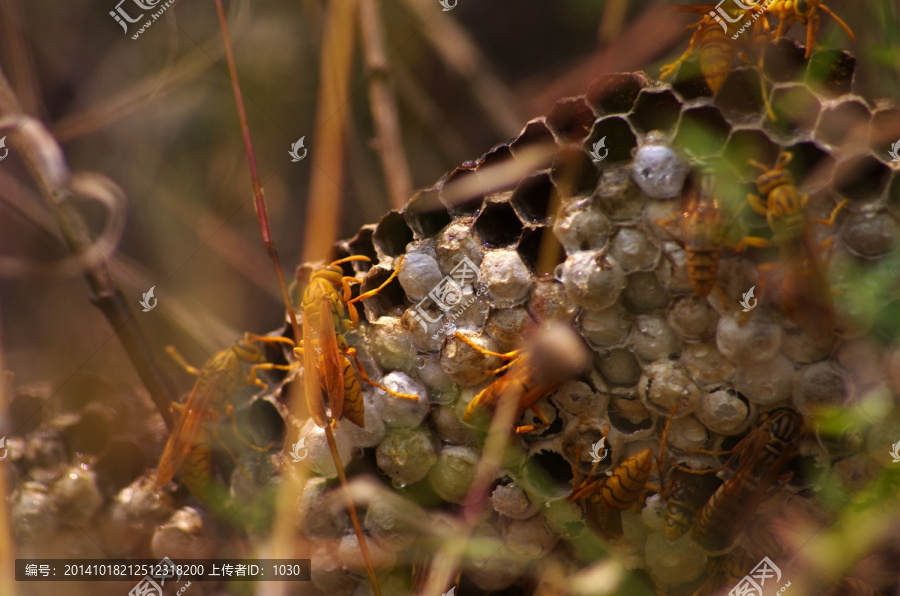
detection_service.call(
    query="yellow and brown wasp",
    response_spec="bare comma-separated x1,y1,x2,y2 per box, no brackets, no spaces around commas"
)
156,333,295,501
661,464,722,542
568,409,677,538
660,3,763,93
765,0,856,59
734,151,847,340
454,324,589,434
657,171,729,303
295,254,419,431
691,407,802,552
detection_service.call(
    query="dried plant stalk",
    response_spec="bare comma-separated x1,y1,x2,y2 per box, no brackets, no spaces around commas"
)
302,0,359,262
358,0,414,209
0,66,177,429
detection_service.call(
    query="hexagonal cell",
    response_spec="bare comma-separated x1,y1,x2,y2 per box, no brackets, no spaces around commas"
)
551,147,599,196
474,147,524,197
510,118,557,158
816,100,871,149
670,58,715,101
473,200,523,248
371,211,413,258
586,72,648,115
440,166,484,216
404,188,451,239
629,90,682,135
478,142,514,169
663,50,714,98
359,262,407,320
869,107,900,160
672,106,732,158
761,39,807,85
346,225,379,262
782,141,835,192
833,154,892,204
766,84,821,139
546,97,596,143
517,226,564,274
722,129,781,180
511,172,558,225
715,67,766,124
806,49,856,98
586,116,636,163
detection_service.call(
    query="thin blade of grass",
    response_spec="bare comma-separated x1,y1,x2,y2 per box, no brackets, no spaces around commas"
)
301,0,358,263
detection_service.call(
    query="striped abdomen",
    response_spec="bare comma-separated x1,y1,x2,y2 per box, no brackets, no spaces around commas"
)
684,246,720,297
697,25,736,93
180,433,212,501
592,449,653,512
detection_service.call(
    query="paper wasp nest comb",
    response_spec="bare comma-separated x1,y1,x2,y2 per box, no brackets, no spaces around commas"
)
286,37,900,595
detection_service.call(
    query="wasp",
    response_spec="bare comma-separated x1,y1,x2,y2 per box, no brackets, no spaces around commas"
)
657,171,730,303
764,0,855,59
296,255,419,430
156,333,295,500
734,151,847,340
568,409,677,538
661,464,722,542
454,324,589,434
660,3,763,93
691,408,802,552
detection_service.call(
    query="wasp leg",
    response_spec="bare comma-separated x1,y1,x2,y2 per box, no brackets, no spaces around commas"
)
165,346,202,376
819,5,855,41
345,347,419,400
733,235,771,253
246,362,295,390
353,255,406,302
223,404,274,453
341,256,406,326
513,404,550,434
452,331,523,361
660,21,703,81
808,198,848,227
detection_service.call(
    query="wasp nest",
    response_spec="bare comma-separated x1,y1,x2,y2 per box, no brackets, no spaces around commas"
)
282,39,899,595
6,38,900,596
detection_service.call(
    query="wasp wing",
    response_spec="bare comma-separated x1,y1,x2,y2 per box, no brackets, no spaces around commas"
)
156,372,221,487
302,298,329,427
